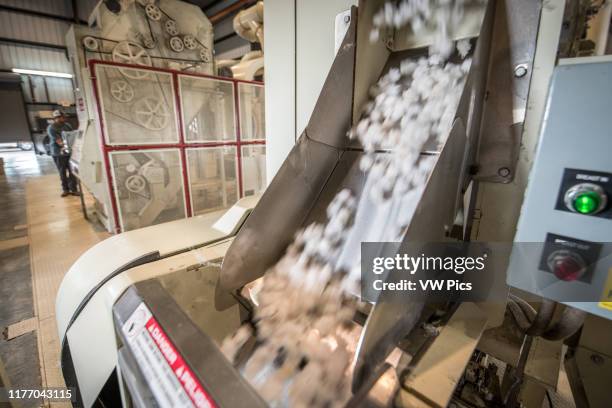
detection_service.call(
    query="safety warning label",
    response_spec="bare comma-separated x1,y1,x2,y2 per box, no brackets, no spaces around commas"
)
122,302,216,408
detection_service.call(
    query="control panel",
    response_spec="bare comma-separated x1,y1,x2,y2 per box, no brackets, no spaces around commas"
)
507,57,612,320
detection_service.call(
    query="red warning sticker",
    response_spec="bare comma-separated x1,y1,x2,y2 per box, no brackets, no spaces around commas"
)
123,302,217,408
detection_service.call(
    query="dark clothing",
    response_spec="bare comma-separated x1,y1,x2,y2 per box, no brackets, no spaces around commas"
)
53,155,77,193
46,122,72,157
47,121,76,192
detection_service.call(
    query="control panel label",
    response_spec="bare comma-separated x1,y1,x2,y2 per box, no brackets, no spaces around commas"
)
122,302,216,408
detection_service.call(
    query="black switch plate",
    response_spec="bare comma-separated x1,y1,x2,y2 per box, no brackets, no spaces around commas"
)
538,233,602,283
555,168,612,218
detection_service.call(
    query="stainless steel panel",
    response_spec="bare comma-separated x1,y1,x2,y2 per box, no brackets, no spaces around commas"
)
475,0,542,182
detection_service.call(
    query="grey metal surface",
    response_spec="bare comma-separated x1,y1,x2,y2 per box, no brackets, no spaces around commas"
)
475,0,542,183
507,59,612,320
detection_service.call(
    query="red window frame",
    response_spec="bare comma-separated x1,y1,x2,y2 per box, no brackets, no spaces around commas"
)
88,59,265,233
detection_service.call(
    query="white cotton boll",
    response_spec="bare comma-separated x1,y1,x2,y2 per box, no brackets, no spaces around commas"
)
316,238,332,260
243,345,274,382
325,346,350,381
359,155,374,172
389,103,406,123
398,2,412,21
394,176,411,195
370,157,387,177
334,208,353,229
384,2,394,25
258,373,286,403
289,363,323,406
384,163,399,182
369,183,385,204
355,119,370,138
314,315,336,337
400,60,417,76
221,325,252,363
393,13,403,28
388,67,401,83
375,91,388,107
457,39,471,58
411,15,424,32
370,106,383,123
428,53,443,66
373,11,384,27
380,176,395,196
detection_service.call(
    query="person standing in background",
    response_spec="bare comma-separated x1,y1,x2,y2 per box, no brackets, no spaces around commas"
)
47,110,79,197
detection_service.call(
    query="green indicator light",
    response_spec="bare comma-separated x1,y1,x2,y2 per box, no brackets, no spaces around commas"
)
573,191,600,214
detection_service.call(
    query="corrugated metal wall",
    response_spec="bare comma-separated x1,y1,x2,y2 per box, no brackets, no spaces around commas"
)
0,0,98,104
0,0,256,104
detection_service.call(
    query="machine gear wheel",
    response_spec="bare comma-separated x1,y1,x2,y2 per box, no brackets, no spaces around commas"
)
145,4,162,21
164,19,179,36
199,47,210,62
110,80,135,103
82,36,99,51
112,41,152,79
169,36,184,52
132,97,170,130
125,174,147,193
183,34,197,50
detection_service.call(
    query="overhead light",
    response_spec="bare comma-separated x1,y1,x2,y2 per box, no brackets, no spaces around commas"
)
12,68,73,79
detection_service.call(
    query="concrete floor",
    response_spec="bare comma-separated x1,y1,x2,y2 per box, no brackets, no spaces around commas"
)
0,149,108,407
0,149,54,406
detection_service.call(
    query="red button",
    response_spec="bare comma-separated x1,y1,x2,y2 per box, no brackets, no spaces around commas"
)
551,256,584,281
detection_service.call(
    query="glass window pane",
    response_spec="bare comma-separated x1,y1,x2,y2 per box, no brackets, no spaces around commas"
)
179,75,236,142
238,83,265,141
241,145,266,196
109,149,186,231
95,64,178,145
186,147,238,215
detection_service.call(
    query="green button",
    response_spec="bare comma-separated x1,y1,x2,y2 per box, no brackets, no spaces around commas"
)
573,191,600,214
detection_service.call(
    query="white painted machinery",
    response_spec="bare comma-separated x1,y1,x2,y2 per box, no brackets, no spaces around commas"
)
64,0,266,233
230,1,264,81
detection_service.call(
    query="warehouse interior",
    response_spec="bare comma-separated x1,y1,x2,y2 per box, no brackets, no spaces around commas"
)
0,0,611,407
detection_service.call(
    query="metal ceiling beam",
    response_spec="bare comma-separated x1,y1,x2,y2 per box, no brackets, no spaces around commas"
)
0,36,67,52
209,0,256,24
0,4,87,26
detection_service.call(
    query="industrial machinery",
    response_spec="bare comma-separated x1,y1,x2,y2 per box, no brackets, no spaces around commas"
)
64,0,266,233
230,1,264,81
56,195,259,407
57,0,612,407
